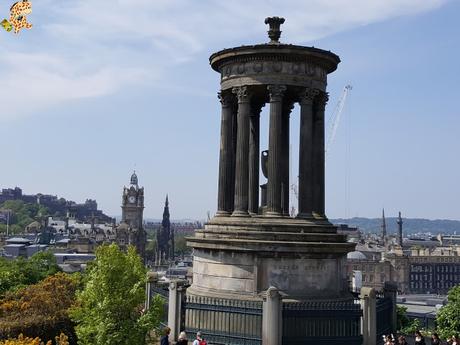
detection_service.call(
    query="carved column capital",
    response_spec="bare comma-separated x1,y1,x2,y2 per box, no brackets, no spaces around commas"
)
232,86,252,103
299,87,320,105
315,91,329,111
267,84,287,102
218,91,233,108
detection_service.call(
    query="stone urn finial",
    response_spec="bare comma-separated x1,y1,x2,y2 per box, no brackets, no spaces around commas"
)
264,16,285,44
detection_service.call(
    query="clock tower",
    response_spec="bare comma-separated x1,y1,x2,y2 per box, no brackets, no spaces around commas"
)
120,171,146,262
121,171,144,228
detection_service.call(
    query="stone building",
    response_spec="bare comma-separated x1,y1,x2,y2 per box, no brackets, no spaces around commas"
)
346,246,460,295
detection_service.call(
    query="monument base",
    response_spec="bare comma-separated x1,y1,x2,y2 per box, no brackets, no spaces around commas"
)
187,216,354,299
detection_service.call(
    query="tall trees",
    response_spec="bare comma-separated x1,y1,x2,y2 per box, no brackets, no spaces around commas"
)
436,284,460,339
70,244,163,345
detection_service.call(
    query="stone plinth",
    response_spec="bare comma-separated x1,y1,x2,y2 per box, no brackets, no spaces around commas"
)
186,216,354,300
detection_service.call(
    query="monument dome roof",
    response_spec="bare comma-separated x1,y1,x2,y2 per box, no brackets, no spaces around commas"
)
347,251,367,260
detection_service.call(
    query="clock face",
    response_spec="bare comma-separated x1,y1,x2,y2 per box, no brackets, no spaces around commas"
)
128,196,136,204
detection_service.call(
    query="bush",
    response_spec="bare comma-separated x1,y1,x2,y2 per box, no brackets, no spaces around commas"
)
0,273,78,344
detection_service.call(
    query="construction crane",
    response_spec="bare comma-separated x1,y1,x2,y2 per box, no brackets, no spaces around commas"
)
325,84,352,157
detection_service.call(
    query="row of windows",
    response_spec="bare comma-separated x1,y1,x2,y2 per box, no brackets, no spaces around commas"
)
410,281,458,289
410,273,459,281
411,257,460,263
410,264,459,273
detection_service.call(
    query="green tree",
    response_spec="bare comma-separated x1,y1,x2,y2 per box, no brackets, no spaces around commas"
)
0,251,60,296
0,200,48,234
436,285,460,339
70,244,163,345
397,305,410,332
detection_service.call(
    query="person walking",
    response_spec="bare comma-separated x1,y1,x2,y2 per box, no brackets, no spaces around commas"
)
398,335,409,345
176,331,188,345
431,332,441,345
415,330,426,345
192,331,207,345
160,327,171,345
385,334,394,345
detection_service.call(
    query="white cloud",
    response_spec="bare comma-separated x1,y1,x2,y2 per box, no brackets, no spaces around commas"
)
0,0,448,121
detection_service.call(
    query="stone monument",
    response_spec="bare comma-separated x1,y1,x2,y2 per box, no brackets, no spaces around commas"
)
185,17,357,344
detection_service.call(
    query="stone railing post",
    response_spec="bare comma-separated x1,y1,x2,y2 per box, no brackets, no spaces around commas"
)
168,280,187,341
384,282,398,333
360,287,376,345
262,287,282,345
145,272,158,310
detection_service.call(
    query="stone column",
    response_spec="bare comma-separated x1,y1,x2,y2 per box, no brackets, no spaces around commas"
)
216,91,235,216
266,85,286,216
232,86,252,216
262,287,282,345
312,92,328,217
145,272,158,310
249,103,263,215
281,101,294,216
360,287,377,345
297,88,318,218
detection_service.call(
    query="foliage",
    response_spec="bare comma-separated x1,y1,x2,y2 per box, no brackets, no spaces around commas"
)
397,305,410,332
0,333,69,345
0,200,48,234
174,233,189,255
400,318,422,335
0,251,61,297
0,273,78,344
70,244,163,345
436,284,460,339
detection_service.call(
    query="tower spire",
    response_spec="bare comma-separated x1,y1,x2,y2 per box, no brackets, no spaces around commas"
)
381,208,386,244
397,211,403,246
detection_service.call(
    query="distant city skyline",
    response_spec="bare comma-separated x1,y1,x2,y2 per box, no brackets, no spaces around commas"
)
0,0,458,220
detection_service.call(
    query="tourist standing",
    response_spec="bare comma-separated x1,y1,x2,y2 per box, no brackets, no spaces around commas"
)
160,327,171,345
385,334,394,345
398,335,409,345
176,331,188,345
415,330,426,345
431,332,441,345
192,331,207,345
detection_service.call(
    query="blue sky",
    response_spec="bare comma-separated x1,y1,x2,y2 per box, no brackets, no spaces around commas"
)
0,0,458,220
